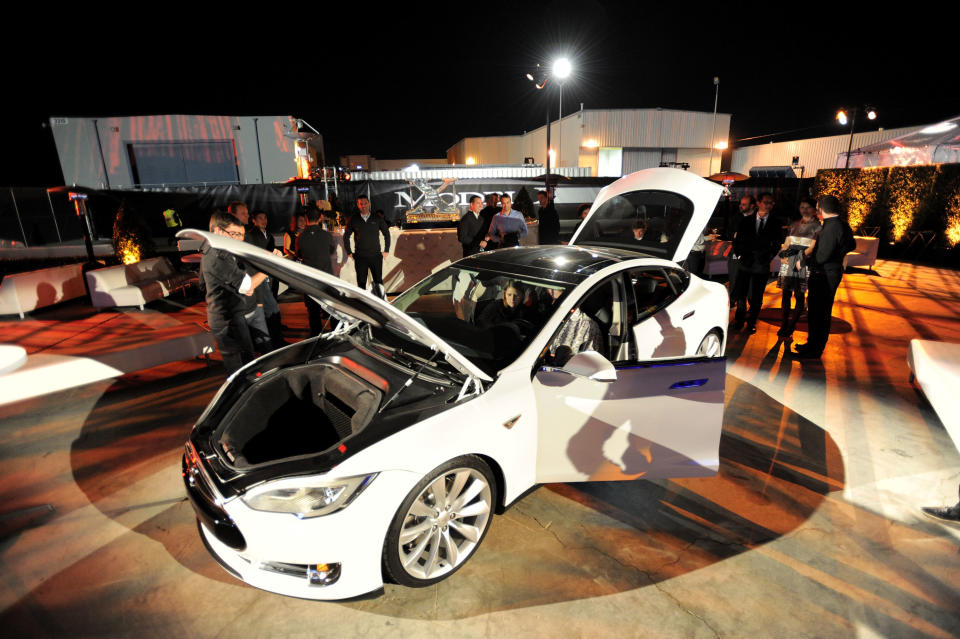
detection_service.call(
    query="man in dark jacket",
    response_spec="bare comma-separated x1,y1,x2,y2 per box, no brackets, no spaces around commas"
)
344,195,391,297
479,193,499,231
201,211,268,376
536,190,560,245
297,207,336,334
243,209,284,348
731,193,781,333
794,195,856,359
457,195,486,257
245,211,275,252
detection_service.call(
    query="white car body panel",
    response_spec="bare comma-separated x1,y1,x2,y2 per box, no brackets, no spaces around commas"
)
631,273,728,359
532,357,725,483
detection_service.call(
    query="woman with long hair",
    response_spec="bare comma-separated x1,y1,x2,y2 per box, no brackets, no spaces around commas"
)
283,211,307,258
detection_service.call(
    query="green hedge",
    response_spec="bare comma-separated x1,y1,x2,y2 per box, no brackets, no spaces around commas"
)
814,164,960,263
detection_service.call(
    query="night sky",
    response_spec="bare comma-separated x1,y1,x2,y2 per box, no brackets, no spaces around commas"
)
2,1,956,187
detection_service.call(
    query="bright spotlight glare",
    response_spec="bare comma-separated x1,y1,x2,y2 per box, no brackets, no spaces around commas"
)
553,58,571,79
404,164,419,172
714,140,728,150
465,156,476,165
836,110,848,126
525,73,535,81
867,109,877,120
921,121,958,135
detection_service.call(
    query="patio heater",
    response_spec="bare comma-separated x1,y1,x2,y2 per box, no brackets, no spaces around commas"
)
47,185,98,265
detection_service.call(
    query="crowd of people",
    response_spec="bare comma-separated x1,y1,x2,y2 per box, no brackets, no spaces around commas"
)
715,192,856,359
200,189,864,376
457,190,561,256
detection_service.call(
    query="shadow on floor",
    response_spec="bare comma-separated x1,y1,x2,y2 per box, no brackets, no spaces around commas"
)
0,369,843,624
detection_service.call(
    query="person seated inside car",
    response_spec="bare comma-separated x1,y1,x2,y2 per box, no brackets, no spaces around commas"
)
632,219,648,241
477,280,528,328
529,287,564,324
547,306,602,366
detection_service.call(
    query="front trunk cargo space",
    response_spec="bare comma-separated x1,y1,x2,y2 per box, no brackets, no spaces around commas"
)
216,364,383,467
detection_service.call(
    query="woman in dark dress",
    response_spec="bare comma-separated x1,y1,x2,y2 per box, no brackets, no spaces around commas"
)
283,212,307,259
777,197,821,338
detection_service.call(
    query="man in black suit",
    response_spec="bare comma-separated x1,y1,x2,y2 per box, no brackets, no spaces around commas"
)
242,209,284,349
727,194,756,300
297,207,336,334
457,195,486,257
479,193,499,232
731,193,781,333
536,190,560,245
794,195,855,359
344,195,391,297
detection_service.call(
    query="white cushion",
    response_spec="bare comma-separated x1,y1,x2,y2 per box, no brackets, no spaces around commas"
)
907,339,960,450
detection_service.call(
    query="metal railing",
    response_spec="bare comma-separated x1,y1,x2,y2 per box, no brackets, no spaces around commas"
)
0,187,99,249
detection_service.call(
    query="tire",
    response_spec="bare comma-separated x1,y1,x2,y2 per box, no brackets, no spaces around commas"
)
382,455,497,587
696,329,724,357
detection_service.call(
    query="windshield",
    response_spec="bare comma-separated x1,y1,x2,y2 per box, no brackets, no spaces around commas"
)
576,189,696,259
390,265,576,376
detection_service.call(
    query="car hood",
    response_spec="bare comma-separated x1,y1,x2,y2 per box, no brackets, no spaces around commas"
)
570,167,724,262
178,229,493,382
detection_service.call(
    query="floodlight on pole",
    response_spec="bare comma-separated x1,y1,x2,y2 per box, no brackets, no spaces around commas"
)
836,105,878,168
553,57,571,79
708,76,720,177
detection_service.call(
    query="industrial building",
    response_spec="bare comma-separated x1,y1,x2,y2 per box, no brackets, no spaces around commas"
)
446,107,732,178
48,115,317,190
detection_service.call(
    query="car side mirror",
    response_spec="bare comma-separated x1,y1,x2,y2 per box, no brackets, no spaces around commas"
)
559,350,617,382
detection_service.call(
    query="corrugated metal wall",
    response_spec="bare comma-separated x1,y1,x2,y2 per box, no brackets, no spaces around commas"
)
447,108,732,176
622,149,662,173
731,126,922,176
581,110,731,149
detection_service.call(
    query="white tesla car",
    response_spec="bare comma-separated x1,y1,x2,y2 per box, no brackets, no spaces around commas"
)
180,167,729,600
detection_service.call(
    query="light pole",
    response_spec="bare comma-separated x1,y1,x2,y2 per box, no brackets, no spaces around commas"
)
553,58,571,169
708,76,719,176
526,66,551,190
837,106,877,168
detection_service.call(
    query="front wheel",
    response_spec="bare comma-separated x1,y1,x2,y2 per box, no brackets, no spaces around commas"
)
383,455,497,587
697,330,724,357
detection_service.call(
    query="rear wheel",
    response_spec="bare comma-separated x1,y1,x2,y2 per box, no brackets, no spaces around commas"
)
697,330,723,357
383,455,496,587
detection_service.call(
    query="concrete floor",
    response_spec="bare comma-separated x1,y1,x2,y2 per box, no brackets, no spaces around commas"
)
1,260,959,638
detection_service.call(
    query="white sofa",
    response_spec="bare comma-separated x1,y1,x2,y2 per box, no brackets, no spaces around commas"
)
86,257,197,310
907,339,960,449
0,263,86,319
844,236,879,270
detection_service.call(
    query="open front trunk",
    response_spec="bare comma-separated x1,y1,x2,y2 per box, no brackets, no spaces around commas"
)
216,364,383,468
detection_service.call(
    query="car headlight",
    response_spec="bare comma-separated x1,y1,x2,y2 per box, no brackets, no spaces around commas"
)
242,473,377,518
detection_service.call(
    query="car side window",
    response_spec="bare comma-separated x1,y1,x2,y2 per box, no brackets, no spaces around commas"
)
625,268,678,325
664,268,689,295
538,276,627,367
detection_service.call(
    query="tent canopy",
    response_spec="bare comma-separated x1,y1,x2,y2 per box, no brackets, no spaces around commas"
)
840,115,960,168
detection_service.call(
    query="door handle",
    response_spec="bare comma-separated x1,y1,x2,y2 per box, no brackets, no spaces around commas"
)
683,310,695,320
670,378,707,389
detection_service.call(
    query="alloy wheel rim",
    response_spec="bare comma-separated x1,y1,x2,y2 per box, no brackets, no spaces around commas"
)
698,333,722,357
397,468,492,580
